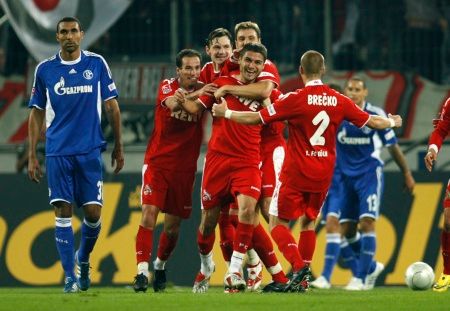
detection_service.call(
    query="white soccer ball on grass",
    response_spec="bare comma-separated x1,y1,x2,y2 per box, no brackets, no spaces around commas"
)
405,261,435,290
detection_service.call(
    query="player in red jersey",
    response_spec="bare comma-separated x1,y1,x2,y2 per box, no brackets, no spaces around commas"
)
212,50,403,292
179,43,287,293
424,97,450,292
199,28,233,84
132,49,208,293
213,21,288,291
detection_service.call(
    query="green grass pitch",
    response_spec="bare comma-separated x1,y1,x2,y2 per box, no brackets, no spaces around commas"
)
0,286,448,311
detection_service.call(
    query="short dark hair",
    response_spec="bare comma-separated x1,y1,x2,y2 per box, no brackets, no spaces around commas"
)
239,43,267,62
206,28,232,47
234,21,261,39
56,16,83,33
300,50,325,76
176,49,202,68
346,76,367,89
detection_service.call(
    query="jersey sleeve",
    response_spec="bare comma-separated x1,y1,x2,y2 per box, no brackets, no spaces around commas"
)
259,92,296,124
99,57,119,101
28,65,46,109
157,80,177,107
374,108,398,146
256,60,280,87
428,98,450,152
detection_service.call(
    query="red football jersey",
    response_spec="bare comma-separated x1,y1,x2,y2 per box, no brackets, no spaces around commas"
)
144,78,204,171
221,58,280,87
199,62,221,84
259,80,370,192
261,88,286,153
198,75,263,165
428,97,450,151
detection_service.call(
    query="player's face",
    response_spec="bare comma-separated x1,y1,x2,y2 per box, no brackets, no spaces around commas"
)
177,56,201,89
239,51,265,83
235,29,260,49
345,80,368,107
56,21,84,54
206,36,232,66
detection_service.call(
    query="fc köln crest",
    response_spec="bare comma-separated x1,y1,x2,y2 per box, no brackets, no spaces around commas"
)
0,0,131,61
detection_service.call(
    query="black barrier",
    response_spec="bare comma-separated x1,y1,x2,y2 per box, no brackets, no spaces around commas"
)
0,172,446,287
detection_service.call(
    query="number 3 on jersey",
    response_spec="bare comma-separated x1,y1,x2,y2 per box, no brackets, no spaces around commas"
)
310,110,330,146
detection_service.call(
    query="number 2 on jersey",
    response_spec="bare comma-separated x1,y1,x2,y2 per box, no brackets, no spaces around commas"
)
309,110,330,146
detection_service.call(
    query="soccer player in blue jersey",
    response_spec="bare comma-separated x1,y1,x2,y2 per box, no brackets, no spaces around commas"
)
311,77,415,290
27,16,124,293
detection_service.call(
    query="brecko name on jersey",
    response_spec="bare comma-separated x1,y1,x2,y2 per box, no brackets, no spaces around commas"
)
308,94,337,106
54,77,93,96
237,96,261,112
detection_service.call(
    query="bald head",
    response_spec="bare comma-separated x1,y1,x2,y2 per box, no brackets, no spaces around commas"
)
300,50,325,77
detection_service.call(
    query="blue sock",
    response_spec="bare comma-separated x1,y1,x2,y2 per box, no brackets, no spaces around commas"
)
55,217,75,279
347,232,361,257
357,232,376,280
322,233,341,281
77,218,101,263
340,240,358,276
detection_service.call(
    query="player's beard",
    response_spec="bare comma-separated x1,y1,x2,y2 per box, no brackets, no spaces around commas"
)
64,42,79,54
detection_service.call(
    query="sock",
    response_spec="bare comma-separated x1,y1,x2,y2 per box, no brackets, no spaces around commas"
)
157,231,178,261
340,240,358,276
252,223,287,281
299,230,316,265
322,233,341,281
218,213,235,262
442,230,450,274
153,257,166,270
77,218,101,263
229,222,254,274
247,248,260,266
197,230,215,255
271,224,304,272
55,217,75,279
135,225,153,264
348,232,361,256
357,232,376,280
199,251,214,277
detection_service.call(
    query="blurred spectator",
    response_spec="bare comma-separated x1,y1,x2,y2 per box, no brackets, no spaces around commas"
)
404,0,446,83
442,1,450,84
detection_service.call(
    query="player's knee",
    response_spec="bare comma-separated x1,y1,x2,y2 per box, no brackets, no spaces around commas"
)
325,216,340,233
359,217,375,232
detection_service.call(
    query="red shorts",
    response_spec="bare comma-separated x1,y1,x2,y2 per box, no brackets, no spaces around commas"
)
269,181,327,221
444,179,450,208
141,164,195,219
261,145,285,198
201,151,261,210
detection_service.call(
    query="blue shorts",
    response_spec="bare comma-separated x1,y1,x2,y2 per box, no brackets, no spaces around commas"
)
320,168,344,223
339,166,384,222
46,148,103,207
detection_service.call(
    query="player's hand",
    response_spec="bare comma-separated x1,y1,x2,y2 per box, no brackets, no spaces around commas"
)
173,89,186,103
111,144,124,174
200,83,218,96
232,48,242,61
388,113,402,127
28,154,43,183
403,171,415,193
424,149,437,172
212,97,228,117
214,86,228,99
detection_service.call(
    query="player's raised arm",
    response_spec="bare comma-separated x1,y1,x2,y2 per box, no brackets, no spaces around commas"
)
104,97,124,174
366,113,402,130
212,97,262,125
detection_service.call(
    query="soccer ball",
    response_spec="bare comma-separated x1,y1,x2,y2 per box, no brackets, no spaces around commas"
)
405,262,435,290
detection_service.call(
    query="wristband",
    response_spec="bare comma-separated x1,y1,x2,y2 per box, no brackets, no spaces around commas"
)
388,118,395,128
225,109,232,119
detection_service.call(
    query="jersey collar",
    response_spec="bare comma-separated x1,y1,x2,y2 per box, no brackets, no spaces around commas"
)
305,79,323,87
58,51,82,65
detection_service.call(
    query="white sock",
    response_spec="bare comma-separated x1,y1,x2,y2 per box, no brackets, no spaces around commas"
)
246,248,260,266
229,251,245,274
200,252,214,277
137,262,149,277
153,257,166,270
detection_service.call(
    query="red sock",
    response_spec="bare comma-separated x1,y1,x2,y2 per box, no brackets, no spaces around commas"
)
299,230,316,264
157,231,178,261
218,213,235,262
271,224,304,271
233,222,254,253
442,230,450,274
136,225,153,264
197,230,215,255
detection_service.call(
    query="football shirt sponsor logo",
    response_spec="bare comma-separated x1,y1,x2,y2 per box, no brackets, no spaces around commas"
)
54,77,93,95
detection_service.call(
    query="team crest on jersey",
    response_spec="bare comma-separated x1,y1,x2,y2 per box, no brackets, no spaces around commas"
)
143,184,152,196
83,70,93,80
202,189,212,201
162,84,172,95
